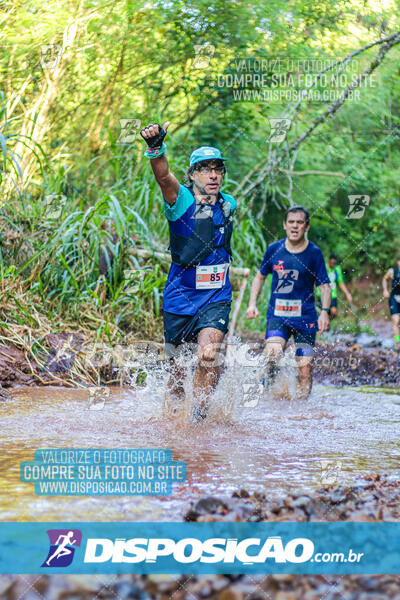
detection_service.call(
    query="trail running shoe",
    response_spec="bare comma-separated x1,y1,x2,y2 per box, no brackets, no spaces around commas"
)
192,404,208,422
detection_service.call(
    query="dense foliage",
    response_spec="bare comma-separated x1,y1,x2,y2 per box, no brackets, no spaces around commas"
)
0,0,399,340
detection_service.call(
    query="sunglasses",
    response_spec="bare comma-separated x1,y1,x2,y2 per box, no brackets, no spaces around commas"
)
195,164,225,174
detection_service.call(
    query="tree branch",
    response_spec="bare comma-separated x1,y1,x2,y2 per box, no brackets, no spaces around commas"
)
278,169,346,177
233,29,400,203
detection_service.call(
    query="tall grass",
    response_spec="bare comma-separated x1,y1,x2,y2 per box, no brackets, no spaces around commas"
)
0,99,268,387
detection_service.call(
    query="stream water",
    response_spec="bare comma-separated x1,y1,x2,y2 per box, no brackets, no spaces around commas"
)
1,370,399,522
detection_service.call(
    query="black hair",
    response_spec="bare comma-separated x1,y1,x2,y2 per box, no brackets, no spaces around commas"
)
329,253,338,261
284,205,310,226
184,165,196,186
185,159,226,185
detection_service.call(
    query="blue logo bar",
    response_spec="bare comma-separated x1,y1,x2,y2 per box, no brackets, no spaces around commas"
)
0,522,399,574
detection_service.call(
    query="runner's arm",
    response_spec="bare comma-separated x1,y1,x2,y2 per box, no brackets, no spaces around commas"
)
140,122,179,206
246,271,266,319
336,266,352,302
318,283,331,310
149,154,179,206
317,282,331,333
338,281,352,302
382,268,393,297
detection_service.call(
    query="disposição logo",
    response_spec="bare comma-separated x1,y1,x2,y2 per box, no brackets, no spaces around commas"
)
41,529,82,567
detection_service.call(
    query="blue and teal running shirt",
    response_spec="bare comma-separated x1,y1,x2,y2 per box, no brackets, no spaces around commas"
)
259,238,330,328
163,184,237,315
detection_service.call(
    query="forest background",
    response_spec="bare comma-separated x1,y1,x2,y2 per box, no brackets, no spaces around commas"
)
1,0,400,351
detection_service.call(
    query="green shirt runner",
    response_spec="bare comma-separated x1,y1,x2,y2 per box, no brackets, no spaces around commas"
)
316,264,344,299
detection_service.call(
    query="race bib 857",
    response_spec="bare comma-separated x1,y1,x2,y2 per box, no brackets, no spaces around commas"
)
196,263,228,290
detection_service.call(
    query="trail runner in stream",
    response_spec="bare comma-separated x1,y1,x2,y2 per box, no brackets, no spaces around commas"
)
140,122,237,421
316,253,353,319
382,255,400,353
245,206,331,400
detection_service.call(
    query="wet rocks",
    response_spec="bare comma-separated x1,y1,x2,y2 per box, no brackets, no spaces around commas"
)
313,344,400,386
218,587,244,600
108,581,151,599
184,474,400,523
3,573,400,600
185,496,230,521
185,496,254,522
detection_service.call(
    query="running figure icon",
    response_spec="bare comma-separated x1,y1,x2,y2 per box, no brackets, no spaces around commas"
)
275,269,299,294
45,531,77,566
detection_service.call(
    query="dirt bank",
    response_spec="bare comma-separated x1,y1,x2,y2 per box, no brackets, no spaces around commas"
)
313,343,400,385
2,339,399,390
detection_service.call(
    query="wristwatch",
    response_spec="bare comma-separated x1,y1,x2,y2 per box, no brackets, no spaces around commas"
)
322,308,330,312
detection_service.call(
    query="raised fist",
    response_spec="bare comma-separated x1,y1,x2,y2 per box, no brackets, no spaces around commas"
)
140,122,170,148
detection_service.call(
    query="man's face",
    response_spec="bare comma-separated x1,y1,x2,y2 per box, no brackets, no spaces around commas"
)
283,211,309,242
329,258,337,269
190,160,224,195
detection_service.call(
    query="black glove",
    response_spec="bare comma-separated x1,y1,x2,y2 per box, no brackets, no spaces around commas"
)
142,123,167,148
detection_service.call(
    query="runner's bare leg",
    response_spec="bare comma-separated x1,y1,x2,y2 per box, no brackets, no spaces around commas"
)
392,314,400,352
296,355,313,400
262,337,286,385
193,327,224,419
392,314,400,339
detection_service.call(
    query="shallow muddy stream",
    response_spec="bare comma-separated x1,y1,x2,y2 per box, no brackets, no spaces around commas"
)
1,377,399,522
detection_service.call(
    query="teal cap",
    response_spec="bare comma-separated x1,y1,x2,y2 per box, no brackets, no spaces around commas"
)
189,146,226,167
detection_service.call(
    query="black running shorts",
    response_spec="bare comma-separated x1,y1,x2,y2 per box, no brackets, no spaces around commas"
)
163,301,231,348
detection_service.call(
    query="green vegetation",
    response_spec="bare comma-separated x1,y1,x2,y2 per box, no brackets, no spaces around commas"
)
1,0,400,367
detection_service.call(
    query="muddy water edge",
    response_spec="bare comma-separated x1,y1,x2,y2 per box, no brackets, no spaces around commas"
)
1,340,400,598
